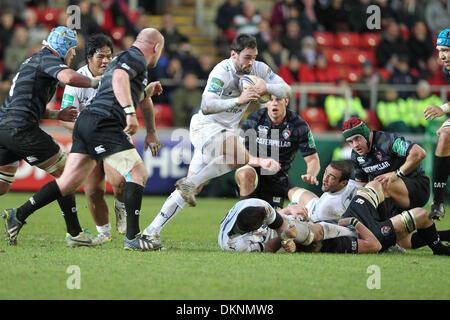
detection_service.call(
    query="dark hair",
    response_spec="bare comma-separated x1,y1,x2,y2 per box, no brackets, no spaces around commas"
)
85,34,113,63
230,33,257,53
329,160,353,182
236,206,266,233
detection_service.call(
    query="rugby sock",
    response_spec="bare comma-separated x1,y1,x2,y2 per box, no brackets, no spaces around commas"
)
96,223,112,237
123,182,144,240
432,155,450,204
186,155,231,187
16,180,62,223
417,223,449,254
143,190,186,235
57,194,83,237
411,230,450,249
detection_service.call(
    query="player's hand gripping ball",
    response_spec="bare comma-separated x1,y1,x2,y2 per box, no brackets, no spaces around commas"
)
239,75,271,104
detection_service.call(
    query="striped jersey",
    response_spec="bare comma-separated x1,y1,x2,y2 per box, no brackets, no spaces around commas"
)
86,46,148,127
0,48,69,128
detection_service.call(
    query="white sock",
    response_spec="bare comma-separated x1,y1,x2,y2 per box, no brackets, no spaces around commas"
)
186,155,231,187
319,222,358,240
96,223,111,236
143,190,186,235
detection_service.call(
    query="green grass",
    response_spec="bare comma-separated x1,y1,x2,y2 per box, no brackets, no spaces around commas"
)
0,192,449,300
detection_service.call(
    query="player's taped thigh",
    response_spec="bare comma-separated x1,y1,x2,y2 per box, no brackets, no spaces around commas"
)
234,164,258,189
281,218,314,246
356,186,380,208
40,152,67,174
291,188,307,204
103,148,143,177
399,210,416,234
0,161,19,184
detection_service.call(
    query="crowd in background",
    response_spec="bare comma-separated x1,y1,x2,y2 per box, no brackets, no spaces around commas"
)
0,0,449,133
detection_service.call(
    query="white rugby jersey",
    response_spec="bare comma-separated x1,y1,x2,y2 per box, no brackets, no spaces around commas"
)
60,64,97,111
308,180,360,222
200,58,290,129
218,198,278,252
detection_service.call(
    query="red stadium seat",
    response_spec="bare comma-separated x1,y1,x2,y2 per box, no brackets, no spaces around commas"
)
336,32,360,49
365,109,381,131
352,50,377,67
314,31,335,49
360,33,380,49
376,68,391,81
340,67,362,83
300,107,330,132
41,8,62,28
154,103,173,128
111,26,126,45
324,50,352,66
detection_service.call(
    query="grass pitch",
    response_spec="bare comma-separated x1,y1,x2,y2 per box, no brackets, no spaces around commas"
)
0,192,449,300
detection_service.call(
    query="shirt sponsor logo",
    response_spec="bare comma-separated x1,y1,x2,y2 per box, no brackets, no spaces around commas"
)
121,62,130,70
61,93,74,109
208,77,224,92
392,138,408,156
362,161,391,173
357,156,365,164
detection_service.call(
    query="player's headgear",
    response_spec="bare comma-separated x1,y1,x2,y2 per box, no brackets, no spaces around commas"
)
436,29,450,47
342,117,371,146
45,26,78,59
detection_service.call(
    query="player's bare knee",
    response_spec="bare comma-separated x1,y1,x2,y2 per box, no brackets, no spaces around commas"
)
84,187,105,203
237,168,256,186
411,207,430,227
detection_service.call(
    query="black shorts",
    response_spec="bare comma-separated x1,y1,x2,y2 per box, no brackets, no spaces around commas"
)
376,174,430,221
0,126,60,166
321,236,359,254
248,168,290,209
71,109,134,160
343,195,397,252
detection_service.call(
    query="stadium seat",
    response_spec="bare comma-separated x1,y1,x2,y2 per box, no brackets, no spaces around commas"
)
41,8,62,29
360,33,380,49
352,50,376,67
111,27,126,45
314,31,335,49
340,67,362,83
365,109,382,131
154,103,174,128
336,32,360,49
300,107,330,132
376,68,391,81
324,50,352,67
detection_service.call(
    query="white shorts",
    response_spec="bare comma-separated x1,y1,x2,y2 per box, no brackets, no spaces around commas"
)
189,113,237,174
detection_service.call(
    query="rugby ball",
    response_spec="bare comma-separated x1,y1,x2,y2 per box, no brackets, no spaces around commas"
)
239,75,271,104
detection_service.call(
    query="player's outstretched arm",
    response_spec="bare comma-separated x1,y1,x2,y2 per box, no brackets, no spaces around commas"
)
57,69,99,88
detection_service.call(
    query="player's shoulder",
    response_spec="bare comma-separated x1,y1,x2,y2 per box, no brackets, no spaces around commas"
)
209,59,233,77
76,64,93,77
252,61,275,80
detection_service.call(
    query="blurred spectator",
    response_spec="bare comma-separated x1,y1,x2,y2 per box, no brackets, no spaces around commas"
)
233,0,262,36
423,56,447,85
278,53,314,84
407,20,434,75
280,19,304,56
324,79,367,129
318,0,350,32
215,0,242,41
374,0,398,27
121,34,135,50
375,20,410,71
71,33,87,70
166,57,184,83
298,0,321,36
391,0,425,29
425,0,450,36
0,79,12,105
172,73,203,127
348,0,372,33
376,88,411,133
261,39,290,73
270,0,300,34
388,56,418,98
407,80,444,132
300,36,317,67
313,54,340,84
254,19,272,57
1,0,26,20
197,55,214,81
0,11,15,59
78,0,103,36
22,8,48,46
357,60,386,108
160,13,189,57
4,26,30,80
174,42,202,76
132,11,150,33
